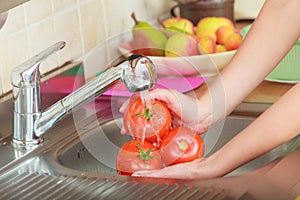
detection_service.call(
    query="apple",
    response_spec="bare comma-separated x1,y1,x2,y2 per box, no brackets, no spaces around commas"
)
216,44,227,53
216,25,235,45
224,32,243,51
196,17,234,37
198,36,216,54
162,17,194,35
165,33,199,57
196,29,217,42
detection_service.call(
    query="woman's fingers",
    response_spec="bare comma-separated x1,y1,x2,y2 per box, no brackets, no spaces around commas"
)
120,89,211,133
119,98,130,113
132,158,207,179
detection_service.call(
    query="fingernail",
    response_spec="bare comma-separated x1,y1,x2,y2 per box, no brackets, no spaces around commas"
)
132,170,152,177
119,105,125,113
132,172,141,177
120,128,127,135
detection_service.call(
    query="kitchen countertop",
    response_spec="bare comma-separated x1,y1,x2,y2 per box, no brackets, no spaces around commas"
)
195,77,294,105
243,80,294,103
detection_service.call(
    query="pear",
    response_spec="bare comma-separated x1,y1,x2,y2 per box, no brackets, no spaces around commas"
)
131,13,167,56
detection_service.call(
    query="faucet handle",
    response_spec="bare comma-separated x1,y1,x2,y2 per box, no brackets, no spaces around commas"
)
12,41,66,87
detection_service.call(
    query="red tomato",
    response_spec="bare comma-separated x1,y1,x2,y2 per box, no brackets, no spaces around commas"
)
159,126,205,166
116,140,162,176
123,93,172,143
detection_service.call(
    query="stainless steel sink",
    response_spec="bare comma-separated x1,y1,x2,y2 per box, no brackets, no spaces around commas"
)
1,63,299,199
0,98,299,199
56,116,296,177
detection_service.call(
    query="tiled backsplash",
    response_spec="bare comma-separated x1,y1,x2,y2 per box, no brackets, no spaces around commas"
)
0,0,175,96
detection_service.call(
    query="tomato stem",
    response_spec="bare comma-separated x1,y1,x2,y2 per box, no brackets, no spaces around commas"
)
134,101,156,121
135,142,157,161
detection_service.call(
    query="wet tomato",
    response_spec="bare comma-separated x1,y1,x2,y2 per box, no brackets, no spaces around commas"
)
116,140,162,176
159,126,205,166
123,93,172,143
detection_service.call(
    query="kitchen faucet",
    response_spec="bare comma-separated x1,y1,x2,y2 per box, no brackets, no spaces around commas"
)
11,41,157,146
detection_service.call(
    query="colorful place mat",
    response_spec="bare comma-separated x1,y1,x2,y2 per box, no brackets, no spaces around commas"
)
103,76,207,97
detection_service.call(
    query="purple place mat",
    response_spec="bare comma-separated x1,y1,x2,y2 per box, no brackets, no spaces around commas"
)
103,76,207,97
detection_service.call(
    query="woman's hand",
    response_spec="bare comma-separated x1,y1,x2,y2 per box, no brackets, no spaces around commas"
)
131,158,218,180
119,88,213,134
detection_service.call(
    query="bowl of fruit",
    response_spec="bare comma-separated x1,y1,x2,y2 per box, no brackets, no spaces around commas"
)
119,13,243,77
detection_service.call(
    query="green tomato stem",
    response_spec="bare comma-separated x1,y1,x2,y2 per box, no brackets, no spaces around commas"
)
134,100,156,121
135,142,157,161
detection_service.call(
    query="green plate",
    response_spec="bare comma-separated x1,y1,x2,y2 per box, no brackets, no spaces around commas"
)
241,24,300,83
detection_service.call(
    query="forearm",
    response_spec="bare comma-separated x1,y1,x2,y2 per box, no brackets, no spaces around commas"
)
133,84,300,179
207,83,300,177
200,0,300,124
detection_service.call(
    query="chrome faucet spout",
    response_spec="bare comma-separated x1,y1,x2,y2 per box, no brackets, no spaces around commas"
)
11,42,156,146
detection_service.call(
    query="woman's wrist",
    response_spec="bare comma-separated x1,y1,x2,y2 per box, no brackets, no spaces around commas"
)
197,93,222,131
193,155,226,179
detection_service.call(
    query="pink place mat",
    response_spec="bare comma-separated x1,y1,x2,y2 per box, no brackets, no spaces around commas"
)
103,76,207,97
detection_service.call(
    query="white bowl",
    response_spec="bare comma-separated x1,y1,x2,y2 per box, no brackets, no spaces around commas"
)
119,41,236,77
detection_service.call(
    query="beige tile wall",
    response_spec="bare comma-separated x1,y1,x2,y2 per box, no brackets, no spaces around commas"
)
0,0,175,96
